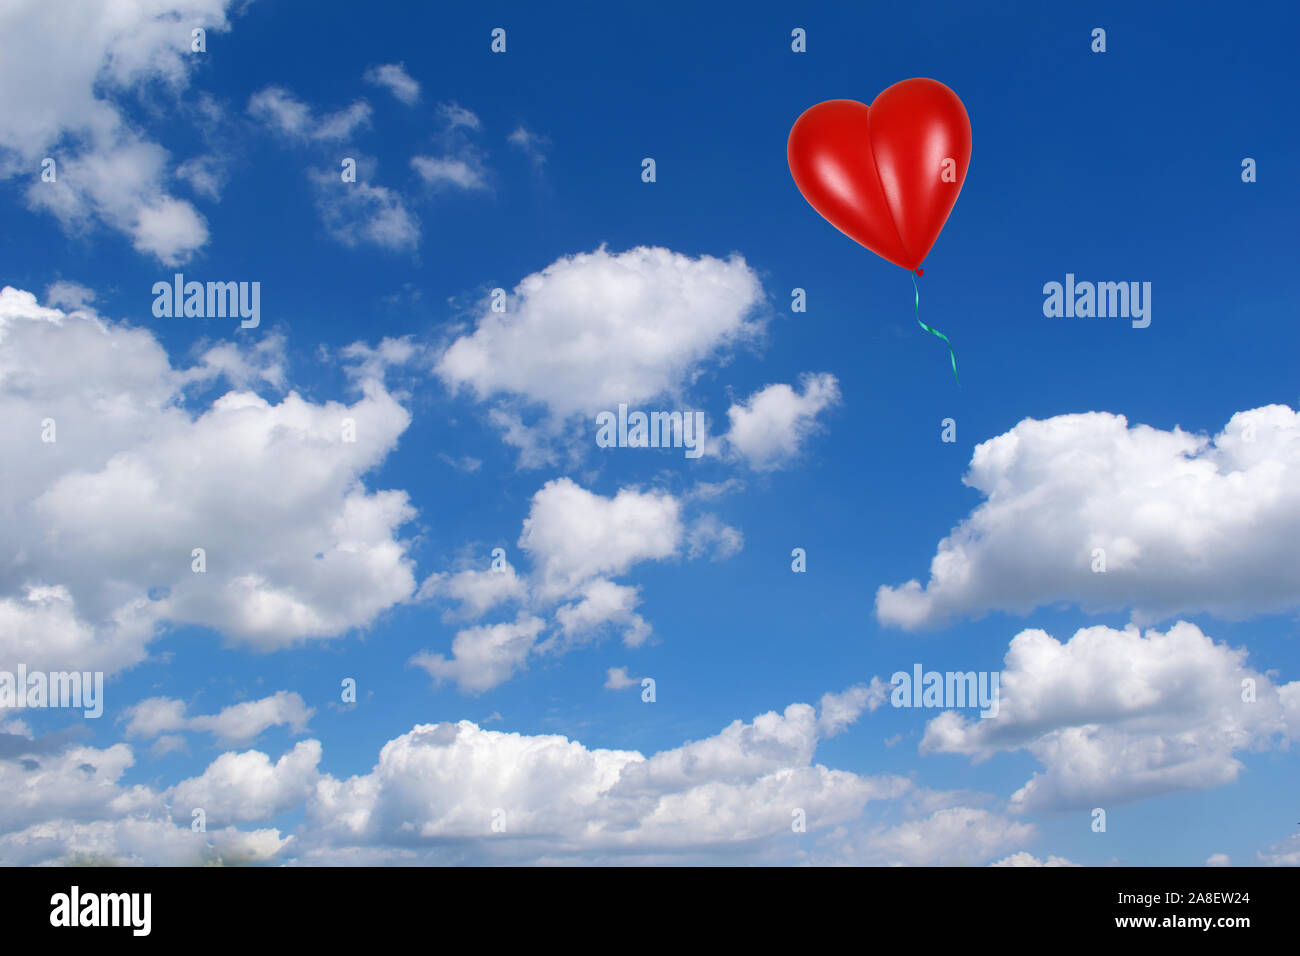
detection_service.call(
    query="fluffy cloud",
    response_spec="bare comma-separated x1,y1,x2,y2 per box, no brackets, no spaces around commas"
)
0,0,233,262
918,622,1300,811
0,729,293,864
685,514,744,561
817,680,890,737
604,666,640,690
520,478,681,599
411,617,547,694
124,691,314,744
0,685,1049,866
991,852,1080,867
813,807,1037,867
435,246,766,464
722,373,841,470
301,686,906,862
0,285,422,674
438,246,764,413
340,336,425,383
417,564,528,622
167,740,322,826
1257,833,1300,866
551,579,650,648
412,478,695,692
43,280,95,311
0,741,149,833
0,584,147,680
877,406,1300,630
0,818,288,867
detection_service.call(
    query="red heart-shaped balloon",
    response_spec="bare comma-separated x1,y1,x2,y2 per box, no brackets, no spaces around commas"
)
787,79,971,273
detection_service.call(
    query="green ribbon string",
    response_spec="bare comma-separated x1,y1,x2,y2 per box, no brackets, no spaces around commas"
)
913,272,958,385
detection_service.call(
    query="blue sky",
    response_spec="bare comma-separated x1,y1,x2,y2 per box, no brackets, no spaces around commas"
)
0,0,1297,866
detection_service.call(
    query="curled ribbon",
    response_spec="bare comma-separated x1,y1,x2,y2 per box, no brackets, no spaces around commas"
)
913,272,958,385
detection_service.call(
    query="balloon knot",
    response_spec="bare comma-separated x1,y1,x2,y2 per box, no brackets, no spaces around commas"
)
914,268,924,277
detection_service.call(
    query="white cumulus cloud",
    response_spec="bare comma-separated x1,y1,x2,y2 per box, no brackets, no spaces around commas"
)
917,621,1300,812
722,373,841,470
0,0,235,263
413,478,711,692
124,691,314,744
0,285,423,674
435,246,766,465
877,406,1300,630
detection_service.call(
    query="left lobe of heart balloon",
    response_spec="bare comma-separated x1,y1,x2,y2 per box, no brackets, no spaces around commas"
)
787,98,913,270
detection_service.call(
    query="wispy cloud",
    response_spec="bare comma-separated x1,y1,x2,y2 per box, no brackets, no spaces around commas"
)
363,62,420,105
